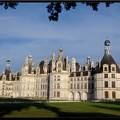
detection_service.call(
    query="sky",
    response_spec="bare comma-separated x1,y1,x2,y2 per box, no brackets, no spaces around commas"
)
0,2,120,74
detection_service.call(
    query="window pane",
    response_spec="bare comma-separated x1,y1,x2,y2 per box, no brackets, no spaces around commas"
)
57,83,60,89
104,74,108,78
105,91,109,98
104,67,107,71
54,91,56,97
57,76,60,81
84,83,87,89
81,83,83,89
57,91,60,97
105,81,108,88
112,81,115,88
74,84,76,89
111,74,115,78
112,91,116,98
112,67,115,71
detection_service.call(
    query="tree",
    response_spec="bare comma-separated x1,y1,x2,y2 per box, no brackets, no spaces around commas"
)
0,2,114,21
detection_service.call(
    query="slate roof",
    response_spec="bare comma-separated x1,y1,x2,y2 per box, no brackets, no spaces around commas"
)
39,61,44,74
95,53,120,73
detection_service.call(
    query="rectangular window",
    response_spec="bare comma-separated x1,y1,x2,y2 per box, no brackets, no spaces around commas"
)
54,91,56,97
111,74,115,78
104,74,108,78
104,67,107,71
105,91,109,98
74,84,76,89
112,81,115,88
57,83,60,89
105,81,108,88
81,83,83,89
77,84,79,89
57,91,60,97
70,84,73,89
112,67,115,71
84,83,87,89
57,76,60,81
54,84,56,89
77,77,79,81
112,91,116,98
71,78,73,81
85,77,87,80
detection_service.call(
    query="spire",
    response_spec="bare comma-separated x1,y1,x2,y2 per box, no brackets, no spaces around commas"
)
104,40,110,55
58,47,63,60
6,60,10,70
87,56,90,64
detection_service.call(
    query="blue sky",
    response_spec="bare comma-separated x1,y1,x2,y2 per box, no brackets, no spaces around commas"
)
0,2,120,74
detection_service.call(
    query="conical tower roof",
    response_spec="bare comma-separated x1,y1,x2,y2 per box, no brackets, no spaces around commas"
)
95,40,120,73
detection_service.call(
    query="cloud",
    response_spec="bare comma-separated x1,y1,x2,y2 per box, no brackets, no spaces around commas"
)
0,3,120,74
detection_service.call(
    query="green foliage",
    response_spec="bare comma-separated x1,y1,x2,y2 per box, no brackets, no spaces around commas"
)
0,2,115,21
46,2,114,21
0,2,18,9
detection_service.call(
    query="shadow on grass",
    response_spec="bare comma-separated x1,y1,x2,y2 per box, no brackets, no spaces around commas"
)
90,101,120,115
0,100,120,118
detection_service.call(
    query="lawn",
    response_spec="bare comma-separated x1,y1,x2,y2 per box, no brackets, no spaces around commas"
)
0,101,120,118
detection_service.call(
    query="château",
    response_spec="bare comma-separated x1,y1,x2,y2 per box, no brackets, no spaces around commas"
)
0,40,120,101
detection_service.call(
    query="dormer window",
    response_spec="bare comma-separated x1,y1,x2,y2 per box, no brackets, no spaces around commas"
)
112,67,115,71
104,67,107,71
103,65,108,72
111,64,116,72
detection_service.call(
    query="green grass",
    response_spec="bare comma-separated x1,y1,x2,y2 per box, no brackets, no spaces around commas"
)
0,101,120,118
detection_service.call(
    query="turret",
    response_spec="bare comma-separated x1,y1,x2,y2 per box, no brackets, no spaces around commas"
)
43,57,47,74
6,60,10,71
104,40,110,55
58,47,63,60
71,58,76,72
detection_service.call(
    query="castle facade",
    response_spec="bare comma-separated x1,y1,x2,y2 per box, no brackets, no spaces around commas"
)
0,40,120,101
